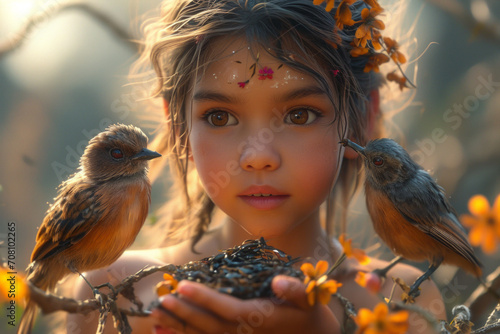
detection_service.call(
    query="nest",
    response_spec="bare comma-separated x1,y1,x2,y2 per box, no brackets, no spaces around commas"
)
162,238,304,299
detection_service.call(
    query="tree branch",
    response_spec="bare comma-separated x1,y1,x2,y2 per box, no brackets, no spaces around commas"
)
466,266,500,320
0,1,138,59
28,264,177,333
423,0,500,46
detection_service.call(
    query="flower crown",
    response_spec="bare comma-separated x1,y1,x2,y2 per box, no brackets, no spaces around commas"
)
315,0,414,90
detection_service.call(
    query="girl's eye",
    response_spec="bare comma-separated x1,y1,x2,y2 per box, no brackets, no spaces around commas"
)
204,110,238,127
285,108,320,125
110,148,124,160
372,156,384,166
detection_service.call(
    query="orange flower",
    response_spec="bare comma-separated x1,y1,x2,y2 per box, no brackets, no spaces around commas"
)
364,53,390,73
355,7,385,47
383,37,406,64
313,0,336,12
301,260,328,285
461,194,500,254
339,234,371,265
355,271,382,294
305,275,343,306
334,0,357,29
386,72,408,91
355,302,409,334
371,29,383,50
350,42,370,57
301,260,342,306
0,266,27,304
155,273,179,296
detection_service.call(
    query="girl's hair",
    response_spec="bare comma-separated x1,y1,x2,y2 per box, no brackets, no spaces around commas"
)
135,0,387,251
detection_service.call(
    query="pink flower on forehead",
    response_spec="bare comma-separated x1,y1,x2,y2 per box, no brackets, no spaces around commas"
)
258,66,274,80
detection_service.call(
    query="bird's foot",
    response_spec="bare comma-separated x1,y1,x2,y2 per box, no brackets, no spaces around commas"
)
407,283,421,301
372,256,403,278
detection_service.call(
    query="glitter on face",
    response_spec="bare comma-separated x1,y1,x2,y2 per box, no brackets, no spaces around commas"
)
283,71,298,81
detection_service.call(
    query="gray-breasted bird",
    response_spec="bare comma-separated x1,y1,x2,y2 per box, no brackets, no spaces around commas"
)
18,124,161,334
341,138,481,297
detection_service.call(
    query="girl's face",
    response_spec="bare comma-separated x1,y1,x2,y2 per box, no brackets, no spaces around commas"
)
188,38,344,239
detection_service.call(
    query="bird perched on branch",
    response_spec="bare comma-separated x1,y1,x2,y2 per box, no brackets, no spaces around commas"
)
18,124,161,334
340,138,481,298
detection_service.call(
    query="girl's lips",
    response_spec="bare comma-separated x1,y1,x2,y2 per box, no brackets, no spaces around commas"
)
238,185,290,210
238,194,290,210
238,185,287,196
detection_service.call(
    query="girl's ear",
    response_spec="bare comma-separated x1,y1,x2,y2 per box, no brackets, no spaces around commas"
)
344,89,381,160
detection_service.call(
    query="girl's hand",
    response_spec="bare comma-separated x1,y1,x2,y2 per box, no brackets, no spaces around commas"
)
151,275,340,334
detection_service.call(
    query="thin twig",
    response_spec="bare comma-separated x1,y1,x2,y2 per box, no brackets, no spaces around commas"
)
466,266,500,320
484,303,500,327
424,0,500,46
115,264,177,295
0,1,138,59
472,322,500,334
335,293,357,334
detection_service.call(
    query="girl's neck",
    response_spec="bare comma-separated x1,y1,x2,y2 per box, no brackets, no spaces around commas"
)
219,211,342,265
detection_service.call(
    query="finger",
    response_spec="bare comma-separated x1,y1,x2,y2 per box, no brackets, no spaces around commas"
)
155,294,234,334
175,280,248,321
271,275,310,310
151,301,189,334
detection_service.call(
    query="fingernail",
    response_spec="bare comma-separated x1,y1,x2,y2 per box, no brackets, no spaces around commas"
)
159,295,175,309
177,281,194,297
154,325,177,334
274,278,289,292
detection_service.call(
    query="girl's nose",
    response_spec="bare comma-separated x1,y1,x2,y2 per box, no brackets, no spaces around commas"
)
239,139,281,172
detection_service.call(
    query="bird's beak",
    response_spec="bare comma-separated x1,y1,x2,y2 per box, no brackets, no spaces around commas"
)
340,139,366,158
131,148,162,161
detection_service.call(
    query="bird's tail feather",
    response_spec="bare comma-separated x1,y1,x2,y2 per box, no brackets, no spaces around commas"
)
17,299,37,334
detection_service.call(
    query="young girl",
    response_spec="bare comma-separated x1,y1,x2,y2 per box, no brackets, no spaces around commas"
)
68,0,447,332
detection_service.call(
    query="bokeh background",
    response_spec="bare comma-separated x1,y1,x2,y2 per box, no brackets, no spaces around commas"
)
0,0,499,332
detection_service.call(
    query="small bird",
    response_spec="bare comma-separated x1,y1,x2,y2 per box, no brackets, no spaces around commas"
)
18,124,161,333
340,138,481,297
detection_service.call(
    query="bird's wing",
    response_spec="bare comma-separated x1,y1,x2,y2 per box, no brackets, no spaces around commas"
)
390,170,480,265
30,180,103,262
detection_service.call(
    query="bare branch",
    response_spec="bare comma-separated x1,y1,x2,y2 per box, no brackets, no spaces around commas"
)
29,281,100,315
423,0,500,46
485,303,500,327
28,281,151,317
466,266,500,319
0,1,138,59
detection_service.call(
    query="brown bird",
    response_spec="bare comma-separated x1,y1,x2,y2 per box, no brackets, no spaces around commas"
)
341,138,482,298
18,124,161,333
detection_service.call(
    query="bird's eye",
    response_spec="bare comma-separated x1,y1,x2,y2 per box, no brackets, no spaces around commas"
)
372,156,384,166
110,148,124,160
